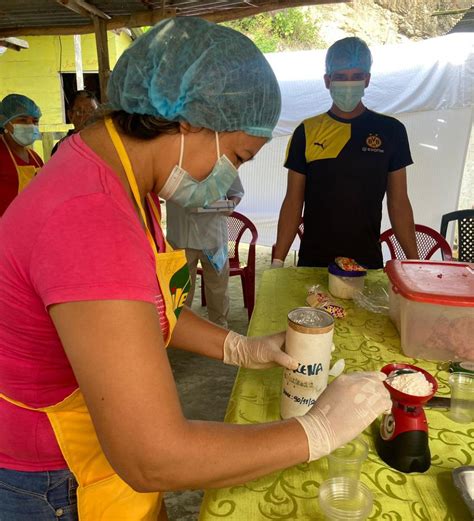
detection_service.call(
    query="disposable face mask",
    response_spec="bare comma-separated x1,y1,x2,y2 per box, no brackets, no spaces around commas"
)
203,243,228,274
159,133,238,208
329,80,366,113
10,123,41,146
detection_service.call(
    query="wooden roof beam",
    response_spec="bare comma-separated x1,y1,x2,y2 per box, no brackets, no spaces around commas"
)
56,0,91,18
0,8,176,37
75,0,111,20
56,0,111,20
0,37,29,51
0,0,348,37
205,0,349,22
93,15,111,103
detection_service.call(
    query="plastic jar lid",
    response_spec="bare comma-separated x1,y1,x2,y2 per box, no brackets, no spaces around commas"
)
328,262,367,278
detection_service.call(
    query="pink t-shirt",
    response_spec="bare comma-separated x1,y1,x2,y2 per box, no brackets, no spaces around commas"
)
0,134,169,470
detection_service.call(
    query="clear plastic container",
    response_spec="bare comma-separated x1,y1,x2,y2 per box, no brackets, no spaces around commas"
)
328,263,366,300
449,373,474,423
386,260,474,362
318,478,373,520
327,438,368,481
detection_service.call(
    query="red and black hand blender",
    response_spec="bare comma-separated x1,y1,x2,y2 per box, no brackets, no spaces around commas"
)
375,363,438,473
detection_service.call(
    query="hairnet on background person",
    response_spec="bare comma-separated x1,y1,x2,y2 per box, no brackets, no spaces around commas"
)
107,17,281,139
325,37,372,76
0,94,42,129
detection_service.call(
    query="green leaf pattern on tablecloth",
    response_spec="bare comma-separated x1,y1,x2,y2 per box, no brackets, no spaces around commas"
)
199,269,473,521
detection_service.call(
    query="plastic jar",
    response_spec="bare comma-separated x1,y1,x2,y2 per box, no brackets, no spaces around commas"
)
328,263,366,300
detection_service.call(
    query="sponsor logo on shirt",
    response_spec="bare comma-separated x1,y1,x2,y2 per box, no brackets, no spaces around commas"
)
314,141,326,149
362,133,384,153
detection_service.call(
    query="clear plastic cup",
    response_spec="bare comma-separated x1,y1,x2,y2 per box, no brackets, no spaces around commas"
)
319,478,373,521
449,373,474,424
327,438,368,481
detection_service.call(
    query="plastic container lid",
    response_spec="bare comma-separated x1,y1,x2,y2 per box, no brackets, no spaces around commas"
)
385,260,474,307
328,262,367,278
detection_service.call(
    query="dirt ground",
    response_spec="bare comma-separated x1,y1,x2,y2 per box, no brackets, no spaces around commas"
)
164,244,284,521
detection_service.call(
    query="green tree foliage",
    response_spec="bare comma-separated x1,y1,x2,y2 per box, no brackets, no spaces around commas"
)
223,8,325,53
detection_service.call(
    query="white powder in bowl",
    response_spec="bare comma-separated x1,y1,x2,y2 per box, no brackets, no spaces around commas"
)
387,371,433,396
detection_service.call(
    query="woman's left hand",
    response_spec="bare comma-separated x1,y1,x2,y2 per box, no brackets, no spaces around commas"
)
223,331,298,370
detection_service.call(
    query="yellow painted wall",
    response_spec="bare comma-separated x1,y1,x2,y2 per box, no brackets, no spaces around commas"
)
0,31,132,157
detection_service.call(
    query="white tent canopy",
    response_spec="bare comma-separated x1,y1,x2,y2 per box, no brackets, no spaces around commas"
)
237,33,474,258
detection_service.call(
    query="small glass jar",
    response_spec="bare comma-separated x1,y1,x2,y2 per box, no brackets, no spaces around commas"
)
328,263,366,299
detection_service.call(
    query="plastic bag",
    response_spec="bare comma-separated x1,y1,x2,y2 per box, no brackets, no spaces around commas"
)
306,285,346,318
353,284,389,315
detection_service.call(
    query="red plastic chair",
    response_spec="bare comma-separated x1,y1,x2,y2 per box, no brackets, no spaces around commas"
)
380,224,453,261
197,211,258,321
271,218,304,262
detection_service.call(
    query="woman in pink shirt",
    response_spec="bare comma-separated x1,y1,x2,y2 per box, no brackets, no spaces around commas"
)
0,17,390,521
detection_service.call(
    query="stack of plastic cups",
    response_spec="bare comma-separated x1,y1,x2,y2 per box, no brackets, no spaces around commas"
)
319,438,373,521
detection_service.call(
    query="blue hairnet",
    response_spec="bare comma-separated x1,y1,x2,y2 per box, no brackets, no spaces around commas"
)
325,37,372,75
107,17,281,138
0,94,42,129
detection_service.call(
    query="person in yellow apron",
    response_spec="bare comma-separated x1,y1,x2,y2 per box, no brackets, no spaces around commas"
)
1,131,188,519
0,18,391,521
0,93,43,215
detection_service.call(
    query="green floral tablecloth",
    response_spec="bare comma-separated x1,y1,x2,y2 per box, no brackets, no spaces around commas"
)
199,268,473,521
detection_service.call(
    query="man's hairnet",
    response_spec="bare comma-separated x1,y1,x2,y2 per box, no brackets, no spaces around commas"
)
107,17,281,138
326,37,372,76
0,94,42,129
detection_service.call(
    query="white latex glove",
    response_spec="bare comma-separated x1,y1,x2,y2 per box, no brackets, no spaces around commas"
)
271,259,285,269
295,372,391,462
223,331,298,370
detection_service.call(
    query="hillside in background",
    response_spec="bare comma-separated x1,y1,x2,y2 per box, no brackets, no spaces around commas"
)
312,0,470,44
225,0,471,52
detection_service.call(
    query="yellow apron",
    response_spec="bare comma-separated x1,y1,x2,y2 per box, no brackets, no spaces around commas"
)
1,135,42,192
0,118,191,519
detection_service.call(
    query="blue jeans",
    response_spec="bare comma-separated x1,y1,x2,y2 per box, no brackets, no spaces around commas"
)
0,468,78,520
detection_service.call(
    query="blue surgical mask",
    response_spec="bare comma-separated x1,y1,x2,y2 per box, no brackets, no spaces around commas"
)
203,243,228,274
10,123,41,146
159,132,238,208
329,80,366,113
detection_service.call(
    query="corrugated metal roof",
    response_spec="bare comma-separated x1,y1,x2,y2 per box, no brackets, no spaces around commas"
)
0,0,348,36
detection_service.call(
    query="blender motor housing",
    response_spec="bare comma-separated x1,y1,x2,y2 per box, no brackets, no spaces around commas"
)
375,363,438,473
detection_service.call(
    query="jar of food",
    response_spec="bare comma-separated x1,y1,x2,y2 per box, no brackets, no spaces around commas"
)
280,307,334,419
328,262,366,299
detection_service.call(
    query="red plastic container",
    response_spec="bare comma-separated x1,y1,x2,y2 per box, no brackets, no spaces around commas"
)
385,260,474,362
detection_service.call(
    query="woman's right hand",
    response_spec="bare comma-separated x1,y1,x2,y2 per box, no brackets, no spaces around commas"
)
294,372,391,462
